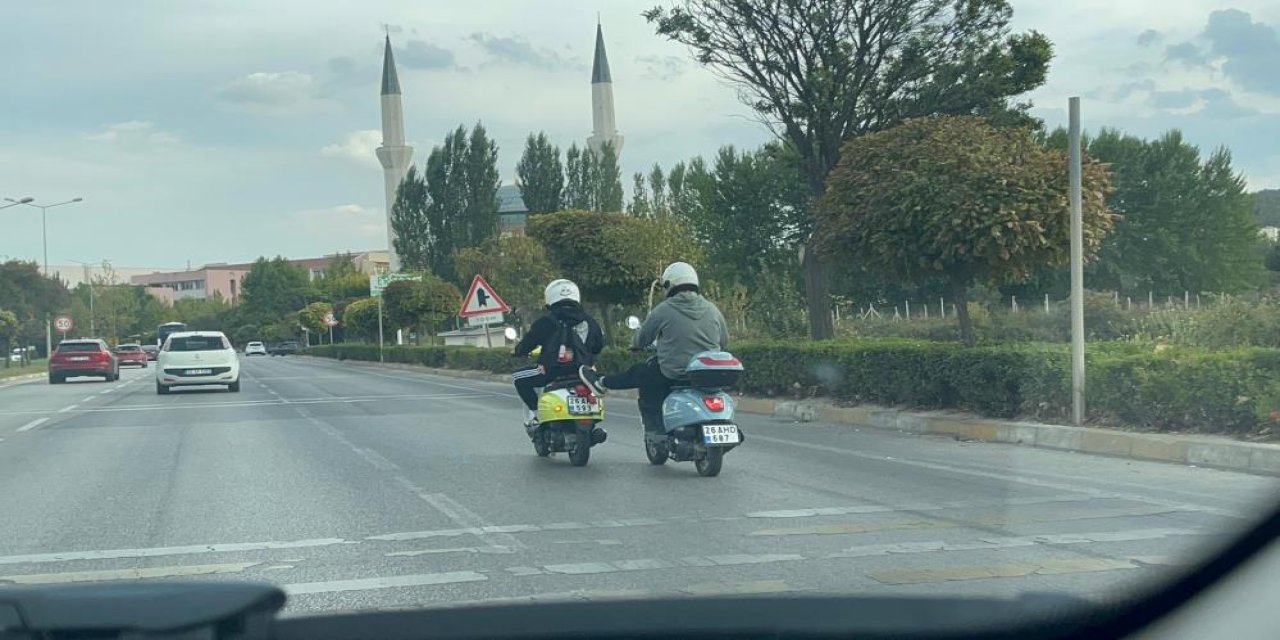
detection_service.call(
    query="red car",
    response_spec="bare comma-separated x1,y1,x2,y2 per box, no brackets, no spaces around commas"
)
113,343,149,368
48,339,119,383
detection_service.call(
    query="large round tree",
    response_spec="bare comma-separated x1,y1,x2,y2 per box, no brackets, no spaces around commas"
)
816,115,1115,344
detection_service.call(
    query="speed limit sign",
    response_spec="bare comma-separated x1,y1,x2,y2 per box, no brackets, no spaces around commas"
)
53,315,74,334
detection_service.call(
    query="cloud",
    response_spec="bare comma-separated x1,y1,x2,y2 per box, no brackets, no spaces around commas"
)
83,121,180,144
636,54,685,80
1202,9,1280,96
321,130,383,168
1197,88,1259,118
399,39,456,70
468,32,578,71
1111,79,1157,101
295,204,383,239
1136,29,1161,47
217,71,323,112
1149,89,1198,109
1164,42,1209,68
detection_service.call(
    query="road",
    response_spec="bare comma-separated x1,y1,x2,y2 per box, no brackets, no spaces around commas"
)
0,355,1276,617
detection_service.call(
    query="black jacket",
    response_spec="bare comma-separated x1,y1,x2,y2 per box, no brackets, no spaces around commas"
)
514,301,605,375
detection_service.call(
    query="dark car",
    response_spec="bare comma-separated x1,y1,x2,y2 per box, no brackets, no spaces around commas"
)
113,343,148,368
48,339,119,383
269,341,300,356
141,344,159,361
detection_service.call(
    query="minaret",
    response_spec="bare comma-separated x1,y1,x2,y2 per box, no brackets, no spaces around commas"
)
586,21,622,158
375,35,413,273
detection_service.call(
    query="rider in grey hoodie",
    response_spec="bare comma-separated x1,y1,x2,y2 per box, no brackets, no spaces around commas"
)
580,262,728,433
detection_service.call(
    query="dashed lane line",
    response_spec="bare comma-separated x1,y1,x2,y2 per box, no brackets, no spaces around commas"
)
284,571,488,596
0,562,260,585
56,404,77,413
16,418,48,433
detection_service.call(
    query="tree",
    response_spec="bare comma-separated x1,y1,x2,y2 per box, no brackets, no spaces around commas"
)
171,294,233,331
645,0,1053,339
232,324,261,346
239,257,312,325
382,276,462,344
0,259,70,355
628,172,653,217
527,211,703,326
684,143,811,290
0,309,19,367
817,116,1115,344
1253,189,1280,227
342,297,386,342
454,235,556,327
298,302,332,336
594,142,624,212
516,132,564,214
464,123,501,248
395,123,501,284
564,145,588,210
390,165,432,272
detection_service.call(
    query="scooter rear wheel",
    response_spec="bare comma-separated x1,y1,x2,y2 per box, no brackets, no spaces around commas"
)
695,448,723,477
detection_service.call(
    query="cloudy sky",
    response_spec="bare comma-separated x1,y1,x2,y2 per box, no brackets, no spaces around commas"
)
2,0,1278,270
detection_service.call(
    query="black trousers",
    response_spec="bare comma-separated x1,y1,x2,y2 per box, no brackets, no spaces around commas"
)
604,358,676,433
512,366,548,411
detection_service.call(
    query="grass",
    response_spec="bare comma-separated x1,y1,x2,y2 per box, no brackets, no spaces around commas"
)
0,359,48,380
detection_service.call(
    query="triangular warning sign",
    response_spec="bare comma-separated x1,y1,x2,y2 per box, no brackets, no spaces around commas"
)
459,274,510,317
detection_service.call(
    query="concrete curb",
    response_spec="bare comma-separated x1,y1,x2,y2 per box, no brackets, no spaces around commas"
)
300,356,1280,477
0,372,45,388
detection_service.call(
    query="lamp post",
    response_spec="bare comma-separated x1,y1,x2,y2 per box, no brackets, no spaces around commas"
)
0,196,34,210
68,259,102,337
5,197,85,355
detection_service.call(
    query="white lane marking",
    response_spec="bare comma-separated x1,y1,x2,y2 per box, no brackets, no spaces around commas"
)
16,418,49,432
284,571,488,595
99,388,113,394
747,433,1248,518
56,404,78,413
81,396,95,402
386,545,516,557
0,562,260,585
0,393,488,417
0,538,348,566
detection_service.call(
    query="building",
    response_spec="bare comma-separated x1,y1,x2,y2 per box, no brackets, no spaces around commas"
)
376,36,414,273
46,264,181,289
586,21,623,157
130,251,389,304
497,185,528,234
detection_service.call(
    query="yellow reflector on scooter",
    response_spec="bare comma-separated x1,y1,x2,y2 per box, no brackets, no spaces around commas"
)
555,405,564,413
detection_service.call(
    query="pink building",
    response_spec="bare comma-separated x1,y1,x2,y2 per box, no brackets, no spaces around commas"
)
131,251,389,304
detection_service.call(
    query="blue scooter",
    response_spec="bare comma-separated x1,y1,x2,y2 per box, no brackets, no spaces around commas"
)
624,316,745,477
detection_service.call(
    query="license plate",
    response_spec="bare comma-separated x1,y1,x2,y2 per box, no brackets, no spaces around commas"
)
703,424,740,444
70,356,89,361
186,368,213,376
567,396,595,415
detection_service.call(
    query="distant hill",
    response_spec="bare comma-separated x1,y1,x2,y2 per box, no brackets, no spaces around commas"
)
1255,189,1280,227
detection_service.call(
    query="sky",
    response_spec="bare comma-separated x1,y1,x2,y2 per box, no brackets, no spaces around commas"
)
2,0,1278,271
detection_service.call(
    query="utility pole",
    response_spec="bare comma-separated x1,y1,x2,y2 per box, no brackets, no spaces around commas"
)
1068,97,1086,428
5,197,84,355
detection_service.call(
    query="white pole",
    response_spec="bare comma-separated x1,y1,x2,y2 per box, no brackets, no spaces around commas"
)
1045,294,1050,314
377,296,385,362
1068,96,1086,428
939,297,945,319
905,300,911,320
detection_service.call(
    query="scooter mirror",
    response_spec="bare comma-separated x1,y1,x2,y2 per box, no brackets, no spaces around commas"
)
503,327,518,341
625,316,642,331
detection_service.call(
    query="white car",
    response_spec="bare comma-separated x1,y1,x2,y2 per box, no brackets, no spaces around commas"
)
156,331,241,394
244,341,267,356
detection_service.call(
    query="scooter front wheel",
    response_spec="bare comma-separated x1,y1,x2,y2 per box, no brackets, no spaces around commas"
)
645,438,669,466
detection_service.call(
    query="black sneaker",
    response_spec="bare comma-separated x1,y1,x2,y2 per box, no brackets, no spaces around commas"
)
578,366,608,396
591,427,608,444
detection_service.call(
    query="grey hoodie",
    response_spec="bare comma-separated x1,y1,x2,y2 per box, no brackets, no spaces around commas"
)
633,291,730,379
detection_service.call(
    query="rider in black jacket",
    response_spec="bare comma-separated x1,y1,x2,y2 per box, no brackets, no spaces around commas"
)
512,279,604,428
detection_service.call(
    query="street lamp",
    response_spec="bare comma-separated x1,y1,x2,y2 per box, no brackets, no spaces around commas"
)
68,259,102,337
4,197,85,355
0,196,34,210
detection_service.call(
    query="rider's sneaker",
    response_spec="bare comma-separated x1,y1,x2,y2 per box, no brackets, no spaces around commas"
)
591,427,608,444
578,366,608,396
523,418,539,433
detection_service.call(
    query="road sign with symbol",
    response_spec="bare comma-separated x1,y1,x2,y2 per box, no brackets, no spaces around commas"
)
323,312,338,327
459,274,509,318
53,315,74,334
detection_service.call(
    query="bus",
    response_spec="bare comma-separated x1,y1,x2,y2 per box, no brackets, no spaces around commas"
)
157,322,187,348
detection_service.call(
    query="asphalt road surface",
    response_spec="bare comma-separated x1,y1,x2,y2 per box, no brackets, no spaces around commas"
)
0,355,1276,618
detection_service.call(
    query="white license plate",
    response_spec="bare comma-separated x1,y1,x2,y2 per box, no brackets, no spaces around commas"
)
567,397,595,415
70,356,89,361
186,369,213,376
703,424,740,444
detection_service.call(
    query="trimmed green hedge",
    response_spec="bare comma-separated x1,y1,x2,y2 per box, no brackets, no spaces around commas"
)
303,341,1280,436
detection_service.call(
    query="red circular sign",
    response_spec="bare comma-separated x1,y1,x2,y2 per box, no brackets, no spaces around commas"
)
53,315,74,333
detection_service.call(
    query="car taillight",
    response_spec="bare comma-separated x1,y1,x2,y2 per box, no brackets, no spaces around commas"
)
703,396,725,411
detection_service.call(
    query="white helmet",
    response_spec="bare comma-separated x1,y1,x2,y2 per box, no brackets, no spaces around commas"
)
661,262,699,291
544,279,580,307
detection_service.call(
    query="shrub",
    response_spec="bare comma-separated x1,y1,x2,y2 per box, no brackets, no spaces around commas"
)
302,340,1280,437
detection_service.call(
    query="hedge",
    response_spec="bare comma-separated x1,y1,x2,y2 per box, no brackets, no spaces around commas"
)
302,340,1280,437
